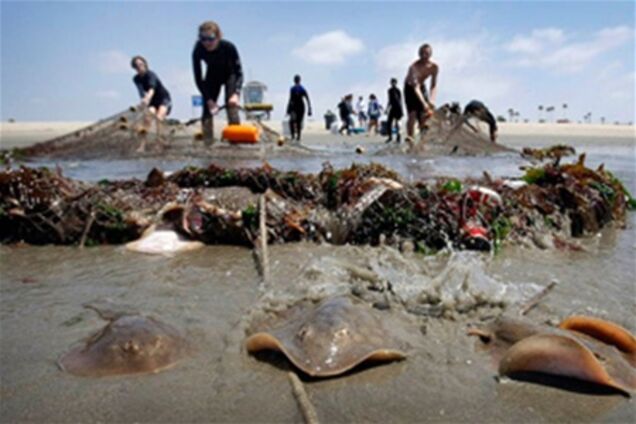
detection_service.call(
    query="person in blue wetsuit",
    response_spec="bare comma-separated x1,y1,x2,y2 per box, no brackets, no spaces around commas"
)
286,75,312,141
131,55,172,152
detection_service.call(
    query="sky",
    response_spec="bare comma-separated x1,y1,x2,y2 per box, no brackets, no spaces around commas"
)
1,0,634,124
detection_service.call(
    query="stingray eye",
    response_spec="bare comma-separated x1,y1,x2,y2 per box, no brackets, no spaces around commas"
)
479,334,492,344
297,326,311,341
122,340,140,354
334,328,349,339
468,327,492,344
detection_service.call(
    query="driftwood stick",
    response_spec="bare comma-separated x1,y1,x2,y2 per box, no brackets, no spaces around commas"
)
520,280,558,316
288,372,319,424
257,194,270,285
79,211,95,248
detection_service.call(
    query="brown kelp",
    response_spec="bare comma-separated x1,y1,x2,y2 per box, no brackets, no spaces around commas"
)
1,156,632,251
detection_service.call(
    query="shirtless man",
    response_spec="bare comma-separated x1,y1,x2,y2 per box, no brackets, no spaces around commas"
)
404,43,439,143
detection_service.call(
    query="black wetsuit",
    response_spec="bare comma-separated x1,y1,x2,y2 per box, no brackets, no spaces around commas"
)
386,86,403,140
338,100,353,135
192,39,243,123
133,70,172,113
464,100,497,141
287,84,310,140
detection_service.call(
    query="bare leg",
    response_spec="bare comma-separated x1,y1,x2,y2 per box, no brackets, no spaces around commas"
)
202,117,214,146
155,105,169,150
227,105,240,125
136,108,154,153
407,112,417,138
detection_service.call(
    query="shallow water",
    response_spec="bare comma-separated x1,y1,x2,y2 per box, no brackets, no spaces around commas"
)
1,134,635,422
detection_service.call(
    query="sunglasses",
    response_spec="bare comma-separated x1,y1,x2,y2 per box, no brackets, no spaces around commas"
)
199,34,217,43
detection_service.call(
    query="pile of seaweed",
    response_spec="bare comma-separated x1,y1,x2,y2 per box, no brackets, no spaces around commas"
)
1,156,633,251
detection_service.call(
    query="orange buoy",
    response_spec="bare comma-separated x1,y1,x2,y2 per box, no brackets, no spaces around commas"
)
222,124,260,144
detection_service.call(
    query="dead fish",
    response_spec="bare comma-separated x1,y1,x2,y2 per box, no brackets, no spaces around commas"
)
468,315,636,395
245,296,407,377
58,306,188,377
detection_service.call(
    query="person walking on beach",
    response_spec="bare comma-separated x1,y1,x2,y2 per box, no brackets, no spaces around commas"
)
338,94,354,135
192,21,244,144
385,78,403,143
404,43,438,145
286,75,312,141
131,55,172,153
356,96,367,128
367,94,383,135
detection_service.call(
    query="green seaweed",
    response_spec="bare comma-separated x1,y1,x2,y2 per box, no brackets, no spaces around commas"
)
606,171,636,211
589,181,616,202
522,167,547,185
415,241,438,256
492,216,511,253
382,206,415,228
219,169,238,185
442,179,462,193
241,204,258,230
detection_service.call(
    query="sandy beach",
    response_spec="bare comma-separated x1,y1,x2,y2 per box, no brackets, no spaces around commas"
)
1,120,634,150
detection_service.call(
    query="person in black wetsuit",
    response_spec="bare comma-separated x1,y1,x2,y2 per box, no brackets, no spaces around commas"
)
463,100,498,142
192,21,243,144
385,78,403,143
286,75,312,141
338,94,354,135
131,55,172,152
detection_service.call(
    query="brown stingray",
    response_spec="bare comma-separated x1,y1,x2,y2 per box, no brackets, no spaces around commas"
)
245,296,407,377
559,316,636,364
59,307,188,377
468,315,636,395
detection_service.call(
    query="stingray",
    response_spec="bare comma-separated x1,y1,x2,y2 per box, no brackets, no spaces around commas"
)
245,296,407,377
58,305,189,377
468,315,636,395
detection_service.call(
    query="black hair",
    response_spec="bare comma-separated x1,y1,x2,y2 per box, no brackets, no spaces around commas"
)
294,74,301,83
131,55,148,70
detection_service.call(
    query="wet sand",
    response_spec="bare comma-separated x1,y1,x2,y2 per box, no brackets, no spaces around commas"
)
1,217,635,422
1,123,635,422
1,120,634,150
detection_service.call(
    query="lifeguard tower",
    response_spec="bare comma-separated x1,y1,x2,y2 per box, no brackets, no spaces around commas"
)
242,80,273,121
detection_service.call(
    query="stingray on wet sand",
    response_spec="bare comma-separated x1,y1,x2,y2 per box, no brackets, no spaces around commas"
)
468,315,636,395
125,225,204,255
245,296,408,377
58,305,189,377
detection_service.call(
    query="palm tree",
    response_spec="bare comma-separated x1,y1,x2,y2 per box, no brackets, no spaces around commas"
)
538,105,544,122
601,116,606,124
508,108,514,122
546,106,555,122
562,103,568,121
